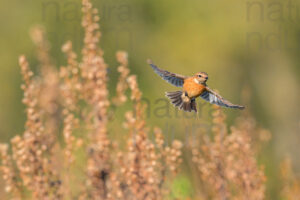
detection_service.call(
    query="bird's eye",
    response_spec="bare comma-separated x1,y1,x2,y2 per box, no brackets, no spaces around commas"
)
198,75,202,77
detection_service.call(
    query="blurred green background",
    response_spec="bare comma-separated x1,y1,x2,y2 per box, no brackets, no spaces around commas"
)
0,0,300,199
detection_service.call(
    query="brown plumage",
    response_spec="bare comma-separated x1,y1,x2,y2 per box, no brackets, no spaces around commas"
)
148,60,245,112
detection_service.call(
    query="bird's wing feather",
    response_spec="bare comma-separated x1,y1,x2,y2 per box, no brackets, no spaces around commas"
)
200,87,245,109
147,60,186,87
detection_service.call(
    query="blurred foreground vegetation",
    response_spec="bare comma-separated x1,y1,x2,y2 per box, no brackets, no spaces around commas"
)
0,0,300,199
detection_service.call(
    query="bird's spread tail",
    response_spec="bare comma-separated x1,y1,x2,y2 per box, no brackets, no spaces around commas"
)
165,91,197,112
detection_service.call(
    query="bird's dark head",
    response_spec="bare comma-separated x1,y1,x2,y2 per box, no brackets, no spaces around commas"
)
194,72,208,84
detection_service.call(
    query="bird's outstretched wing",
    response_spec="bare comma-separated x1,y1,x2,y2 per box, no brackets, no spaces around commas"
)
200,87,245,109
147,59,186,87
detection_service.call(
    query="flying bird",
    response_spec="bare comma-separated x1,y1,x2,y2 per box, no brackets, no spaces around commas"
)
147,60,245,112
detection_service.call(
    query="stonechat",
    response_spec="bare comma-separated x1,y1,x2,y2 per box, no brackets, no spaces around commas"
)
147,60,245,112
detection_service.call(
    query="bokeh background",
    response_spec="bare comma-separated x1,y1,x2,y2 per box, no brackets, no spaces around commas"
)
0,0,300,199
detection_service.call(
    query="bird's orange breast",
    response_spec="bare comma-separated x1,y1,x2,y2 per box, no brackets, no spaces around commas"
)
183,78,206,98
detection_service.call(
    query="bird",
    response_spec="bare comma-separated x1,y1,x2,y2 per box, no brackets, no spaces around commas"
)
147,60,245,112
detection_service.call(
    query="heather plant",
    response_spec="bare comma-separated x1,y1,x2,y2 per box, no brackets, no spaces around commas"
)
191,106,268,200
